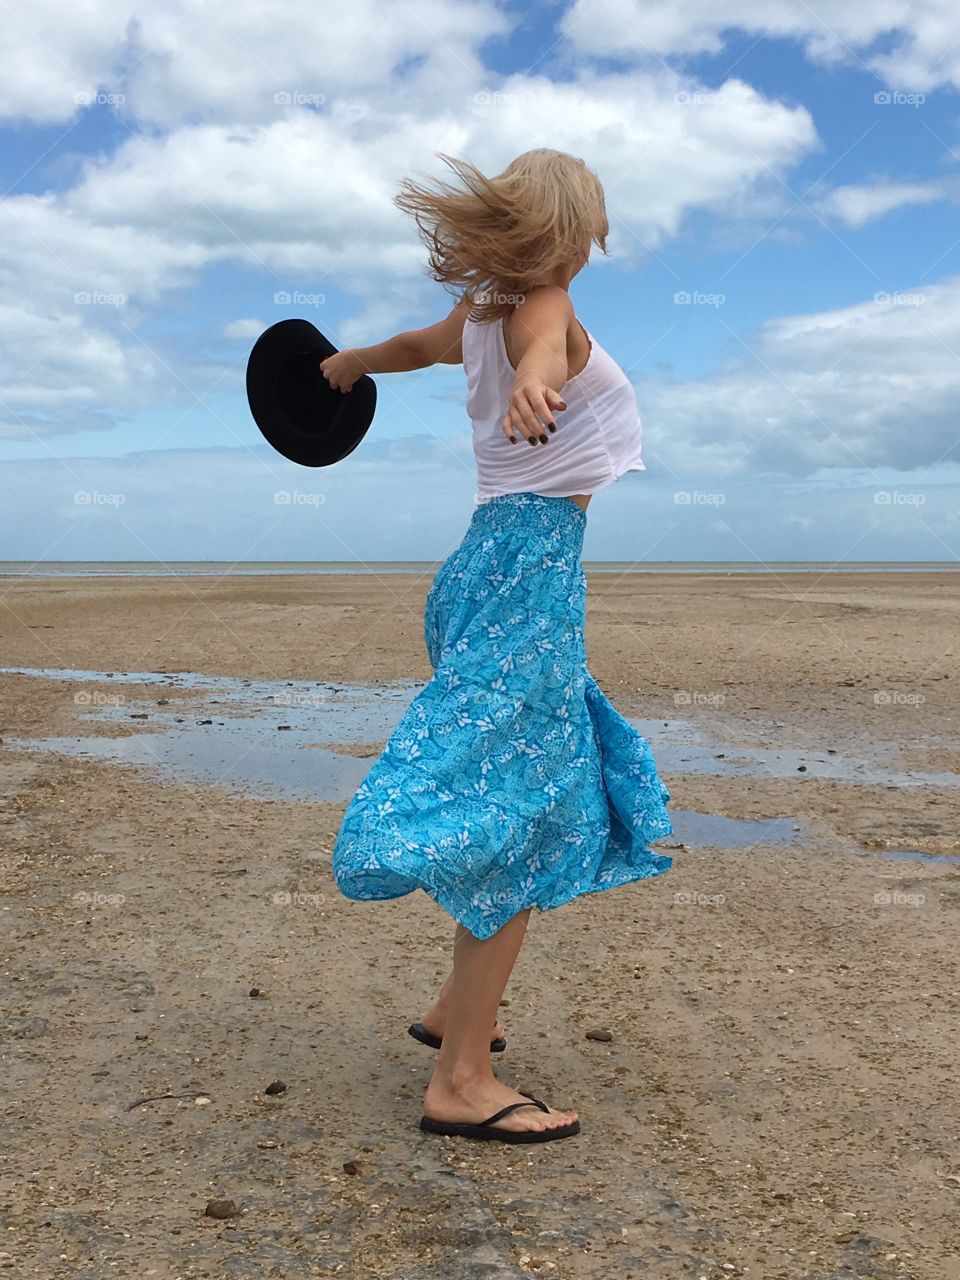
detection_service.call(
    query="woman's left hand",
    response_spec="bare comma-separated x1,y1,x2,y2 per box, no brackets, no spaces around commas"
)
320,350,364,392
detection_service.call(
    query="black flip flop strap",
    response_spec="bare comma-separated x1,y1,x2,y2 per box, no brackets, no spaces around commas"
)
480,1098,549,1128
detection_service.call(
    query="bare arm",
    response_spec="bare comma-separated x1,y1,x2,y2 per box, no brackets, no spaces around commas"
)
501,286,571,447
320,299,471,391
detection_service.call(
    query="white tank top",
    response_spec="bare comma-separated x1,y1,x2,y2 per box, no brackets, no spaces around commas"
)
463,309,646,504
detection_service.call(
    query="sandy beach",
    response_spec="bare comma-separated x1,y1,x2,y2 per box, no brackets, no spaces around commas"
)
1,568,958,1279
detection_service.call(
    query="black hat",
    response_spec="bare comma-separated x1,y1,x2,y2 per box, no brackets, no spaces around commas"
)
245,318,377,467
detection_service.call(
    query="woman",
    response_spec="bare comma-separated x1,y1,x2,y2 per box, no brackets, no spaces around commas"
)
320,149,673,1144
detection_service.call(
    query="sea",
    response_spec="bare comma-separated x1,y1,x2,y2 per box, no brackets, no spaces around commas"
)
0,561,957,578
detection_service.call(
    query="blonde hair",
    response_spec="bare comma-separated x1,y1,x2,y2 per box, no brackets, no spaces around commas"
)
393,148,609,324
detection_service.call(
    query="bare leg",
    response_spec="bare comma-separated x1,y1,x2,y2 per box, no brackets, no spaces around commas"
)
418,922,506,1042
422,909,578,1135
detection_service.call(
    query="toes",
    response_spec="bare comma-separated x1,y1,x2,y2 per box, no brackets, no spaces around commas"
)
549,1110,577,1127
495,1099,578,1134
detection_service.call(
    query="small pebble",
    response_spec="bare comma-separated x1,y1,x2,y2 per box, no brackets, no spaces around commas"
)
204,1199,238,1220
586,1028,613,1042
264,1080,287,1095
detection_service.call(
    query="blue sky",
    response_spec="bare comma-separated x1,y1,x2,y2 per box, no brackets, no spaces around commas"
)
1,0,959,563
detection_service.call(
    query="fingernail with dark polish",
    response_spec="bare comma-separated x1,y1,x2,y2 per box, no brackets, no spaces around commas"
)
528,437,537,445
548,423,556,432
509,435,517,443
539,434,548,444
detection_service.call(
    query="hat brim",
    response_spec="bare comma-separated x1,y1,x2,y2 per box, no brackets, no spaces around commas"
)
246,318,377,468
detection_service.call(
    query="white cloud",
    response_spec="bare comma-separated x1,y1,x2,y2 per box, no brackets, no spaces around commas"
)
560,0,960,92
817,179,949,227
0,302,165,442
0,0,128,125
639,276,960,477
224,318,268,342
0,0,506,127
2,442,958,562
0,72,817,436
60,74,815,263
6,0,958,129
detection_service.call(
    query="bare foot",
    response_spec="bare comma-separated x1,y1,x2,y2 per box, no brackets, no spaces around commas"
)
423,1077,578,1135
419,1002,506,1044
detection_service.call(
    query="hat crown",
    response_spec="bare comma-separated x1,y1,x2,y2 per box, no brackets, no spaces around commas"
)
246,318,377,468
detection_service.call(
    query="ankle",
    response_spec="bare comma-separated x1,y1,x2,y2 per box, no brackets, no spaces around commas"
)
429,1063,495,1095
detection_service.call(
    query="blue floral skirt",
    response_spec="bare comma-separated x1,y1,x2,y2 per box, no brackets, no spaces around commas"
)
331,490,673,941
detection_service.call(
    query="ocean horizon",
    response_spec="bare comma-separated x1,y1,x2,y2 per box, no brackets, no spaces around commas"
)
1,560,957,579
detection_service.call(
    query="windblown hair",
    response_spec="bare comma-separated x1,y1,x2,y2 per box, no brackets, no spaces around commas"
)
393,149,609,324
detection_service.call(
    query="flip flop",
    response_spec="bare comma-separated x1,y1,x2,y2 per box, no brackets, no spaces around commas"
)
408,1021,507,1053
420,1093,580,1144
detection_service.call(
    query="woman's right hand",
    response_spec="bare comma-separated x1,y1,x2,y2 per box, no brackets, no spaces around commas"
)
501,376,567,446
319,349,365,392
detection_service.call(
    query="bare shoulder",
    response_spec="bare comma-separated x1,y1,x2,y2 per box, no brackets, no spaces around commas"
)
504,285,575,371
513,285,574,328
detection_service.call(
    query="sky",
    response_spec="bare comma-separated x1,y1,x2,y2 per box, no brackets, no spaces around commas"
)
1,0,960,564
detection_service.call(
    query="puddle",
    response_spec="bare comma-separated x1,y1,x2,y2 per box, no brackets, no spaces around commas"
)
654,812,804,849
876,850,960,866
0,666,419,805
8,723,379,803
0,666,954,858
0,665,418,741
628,715,960,790
6,666,956,790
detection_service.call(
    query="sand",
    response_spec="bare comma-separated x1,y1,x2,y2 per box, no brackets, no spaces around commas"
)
1,569,958,1279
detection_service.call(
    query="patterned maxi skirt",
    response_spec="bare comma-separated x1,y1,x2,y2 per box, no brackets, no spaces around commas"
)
331,490,673,941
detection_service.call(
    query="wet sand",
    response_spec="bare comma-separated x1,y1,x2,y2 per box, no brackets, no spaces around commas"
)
1,570,959,1279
